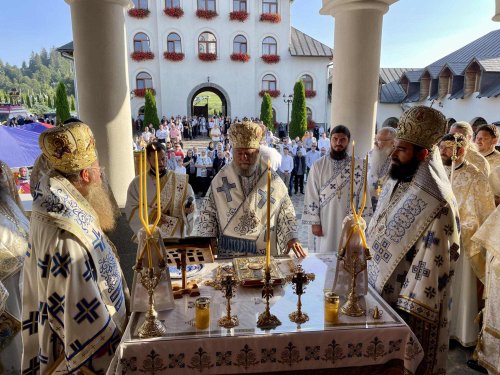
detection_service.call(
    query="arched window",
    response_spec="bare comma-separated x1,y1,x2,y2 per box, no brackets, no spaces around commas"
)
198,32,217,54
136,72,153,90
233,0,247,11
301,74,314,91
133,0,148,9
166,0,180,7
167,33,182,53
233,35,247,54
306,107,312,122
262,74,277,91
262,0,278,13
198,0,216,11
262,37,277,55
133,33,151,53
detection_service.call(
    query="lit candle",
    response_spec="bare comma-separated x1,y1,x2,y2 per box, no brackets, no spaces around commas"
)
350,141,356,217
143,149,149,227
324,291,340,323
266,159,271,273
152,149,162,230
359,154,368,214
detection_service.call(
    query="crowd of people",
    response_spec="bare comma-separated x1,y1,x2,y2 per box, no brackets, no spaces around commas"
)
0,109,499,374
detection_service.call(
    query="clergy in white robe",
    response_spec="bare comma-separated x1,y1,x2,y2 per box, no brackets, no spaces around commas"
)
303,125,372,254
367,107,460,375
450,121,491,177
22,122,128,374
0,161,29,374
125,142,196,241
438,134,496,347
195,120,305,258
367,127,396,211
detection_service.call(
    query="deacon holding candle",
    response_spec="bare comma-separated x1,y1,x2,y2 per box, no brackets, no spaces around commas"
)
195,120,306,259
303,125,373,254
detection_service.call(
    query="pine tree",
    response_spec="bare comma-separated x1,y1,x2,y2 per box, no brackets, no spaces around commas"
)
55,82,71,125
143,90,160,130
259,93,274,131
289,80,307,140
70,96,76,111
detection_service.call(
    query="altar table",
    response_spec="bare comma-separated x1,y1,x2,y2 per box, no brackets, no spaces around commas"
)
108,254,423,374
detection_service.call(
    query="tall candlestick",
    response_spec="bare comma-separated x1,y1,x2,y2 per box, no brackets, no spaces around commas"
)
152,149,162,230
266,160,271,273
359,154,368,215
143,149,149,227
350,141,356,217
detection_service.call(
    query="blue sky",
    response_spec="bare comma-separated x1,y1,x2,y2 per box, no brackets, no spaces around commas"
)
1,0,499,68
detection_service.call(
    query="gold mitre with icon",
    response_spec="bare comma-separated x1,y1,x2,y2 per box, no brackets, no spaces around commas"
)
39,122,98,174
396,106,447,150
229,120,263,149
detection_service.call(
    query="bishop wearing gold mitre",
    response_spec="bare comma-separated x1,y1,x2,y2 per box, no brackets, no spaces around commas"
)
194,120,305,258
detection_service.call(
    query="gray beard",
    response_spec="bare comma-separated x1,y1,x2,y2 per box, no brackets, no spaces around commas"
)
234,162,258,177
370,147,392,175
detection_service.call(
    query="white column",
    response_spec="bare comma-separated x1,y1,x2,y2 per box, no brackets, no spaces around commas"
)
494,0,500,21
321,0,397,155
66,0,134,207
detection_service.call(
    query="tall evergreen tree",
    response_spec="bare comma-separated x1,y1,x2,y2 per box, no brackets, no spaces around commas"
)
26,95,32,108
259,93,274,131
143,90,160,130
70,96,76,111
289,80,307,140
55,82,71,125
47,95,52,109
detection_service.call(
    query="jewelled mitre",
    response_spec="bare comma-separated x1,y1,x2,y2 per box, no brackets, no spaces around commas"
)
228,120,263,149
39,122,97,173
397,106,447,150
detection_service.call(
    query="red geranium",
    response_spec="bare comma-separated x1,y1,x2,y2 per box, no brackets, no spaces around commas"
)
164,52,185,61
133,88,156,97
305,90,317,98
199,52,217,62
230,53,250,62
229,10,249,22
261,54,280,64
128,8,150,18
307,120,316,129
259,90,281,98
164,7,184,18
196,9,218,19
131,51,154,61
260,13,281,23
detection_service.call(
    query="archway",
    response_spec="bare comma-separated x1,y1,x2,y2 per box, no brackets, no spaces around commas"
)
470,116,487,133
187,83,230,118
382,117,399,128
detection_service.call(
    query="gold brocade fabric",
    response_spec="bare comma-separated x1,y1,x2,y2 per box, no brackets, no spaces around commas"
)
451,162,495,283
465,148,490,178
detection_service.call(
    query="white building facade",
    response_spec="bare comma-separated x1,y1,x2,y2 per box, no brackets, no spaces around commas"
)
126,0,333,126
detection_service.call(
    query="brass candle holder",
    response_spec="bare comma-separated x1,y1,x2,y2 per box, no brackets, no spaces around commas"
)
256,270,281,329
340,254,367,317
287,265,315,324
218,274,240,329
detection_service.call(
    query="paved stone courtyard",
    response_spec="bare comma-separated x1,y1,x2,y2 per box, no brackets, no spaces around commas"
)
111,137,478,374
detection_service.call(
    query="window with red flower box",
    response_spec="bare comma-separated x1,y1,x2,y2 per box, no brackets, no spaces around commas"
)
261,54,280,64
199,52,217,61
133,88,156,97
164,52,185,61
260,13,281,23
164,7,184,18
196,9,218,19
128,8,150,18
230,53,250,62
305,90,317,98
259,90,281,98
131,51,155,61
229,10,248,21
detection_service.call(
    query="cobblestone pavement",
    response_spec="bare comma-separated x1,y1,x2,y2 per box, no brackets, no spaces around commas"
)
181,136,476,375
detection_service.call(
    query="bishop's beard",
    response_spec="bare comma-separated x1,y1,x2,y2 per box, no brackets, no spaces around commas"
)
84,180,118,232
330,149,347,160
388,157,421,182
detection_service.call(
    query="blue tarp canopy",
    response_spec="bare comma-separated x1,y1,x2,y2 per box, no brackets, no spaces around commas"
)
19,122,53,133
0,126,41,168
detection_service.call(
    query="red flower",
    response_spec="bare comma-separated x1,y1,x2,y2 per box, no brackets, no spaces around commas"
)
199,52,217,62
260,13,281,23
164,7,184,18
128,8,150,18
230,53,250,62
133,88,156,97
261,54,280,64
196,9,218,19
307,119,316,129
259,90,281,98
164,52,185,61
305,90,317,98
130,51,155,61
229,10,249,22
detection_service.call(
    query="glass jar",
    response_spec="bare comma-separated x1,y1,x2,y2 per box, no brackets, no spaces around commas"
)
324,292,340,323
195,297,210,330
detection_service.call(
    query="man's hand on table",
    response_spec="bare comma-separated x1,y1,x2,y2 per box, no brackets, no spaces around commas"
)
286,239,306,258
